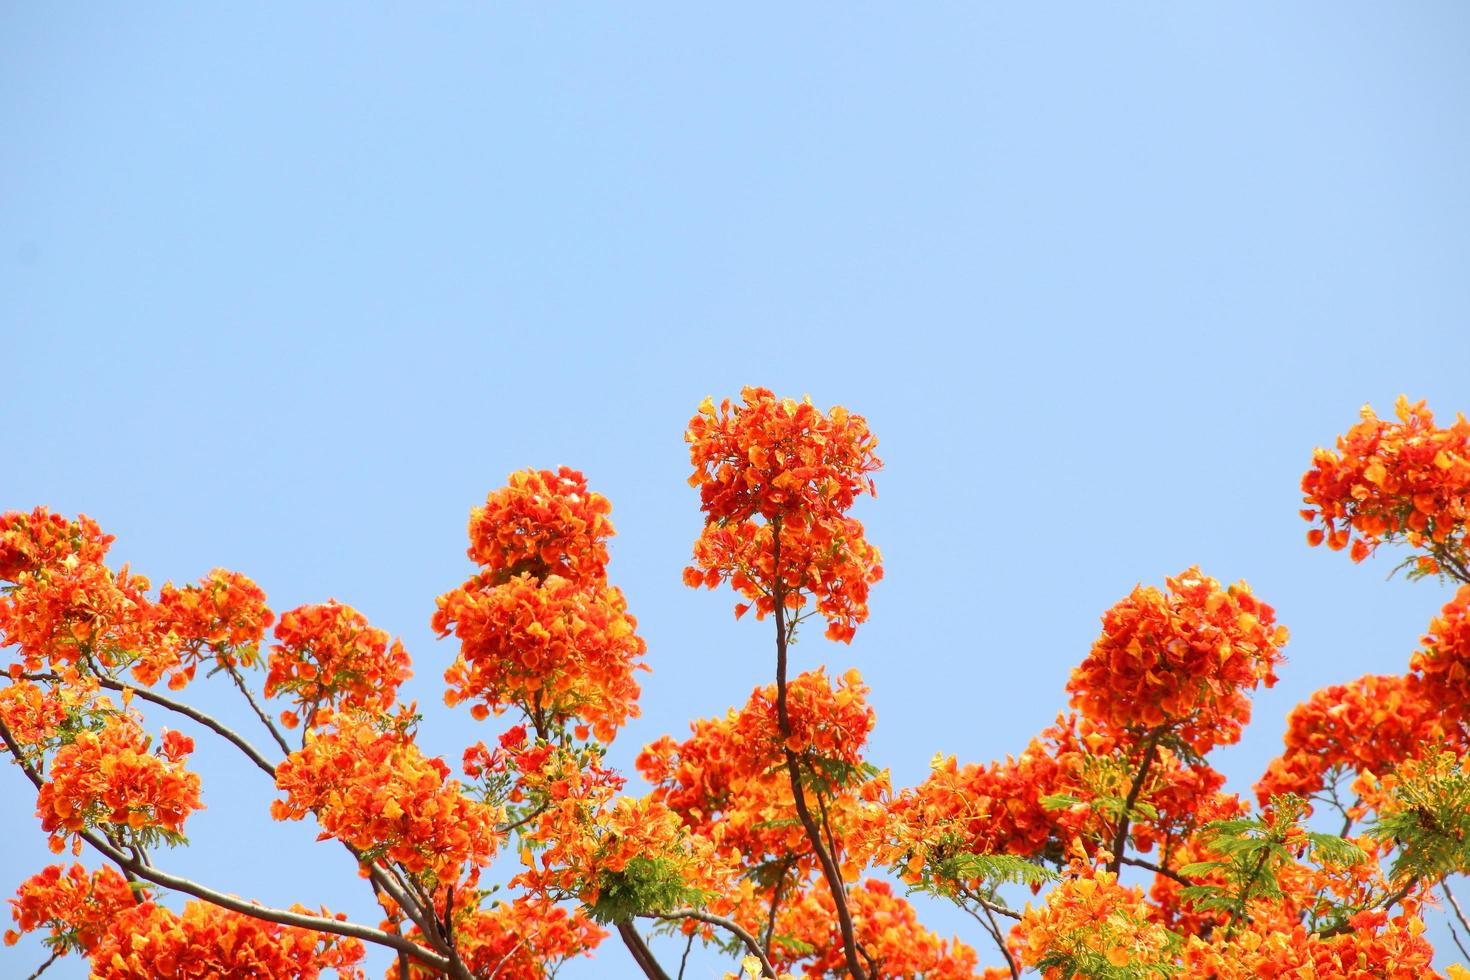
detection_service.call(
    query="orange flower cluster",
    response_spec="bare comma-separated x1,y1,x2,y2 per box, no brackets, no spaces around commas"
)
36,714,202,851
437,574,644,741
436,469,646,741
271,709,500,886
88,899,365,980
0,678,98,757
1183,909,1435,979
638,669,883,873
266,602,411,729
1067,569,1287,753
886,713,1243,884
684,388,883,643
1015,869,1177,977
770,878,981,979
466,466,615,584
4,863,139,954
0,536,157,677
137,568,275,688
1301,396,1470,566
397,896,604,979
1410,584,1470,716
1255,672,1457,805
0,508,113,582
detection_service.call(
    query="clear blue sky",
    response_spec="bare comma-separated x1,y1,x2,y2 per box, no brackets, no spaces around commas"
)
3,5,1469,977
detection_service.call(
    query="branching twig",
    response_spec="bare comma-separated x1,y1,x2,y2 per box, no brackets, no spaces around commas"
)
771,520,867,980
222,659,293,756
650,910,776,978
1108,729,1162,875
0,716,461,977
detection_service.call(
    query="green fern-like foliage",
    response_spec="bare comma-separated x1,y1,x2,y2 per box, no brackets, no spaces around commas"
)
1368,751,1470,884
1177,795,1364,925
587,856,710,925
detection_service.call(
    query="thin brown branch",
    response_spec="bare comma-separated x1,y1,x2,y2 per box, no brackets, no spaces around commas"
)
617,921,672,980
651,910,776,979
25,950,60,980
771,520,868,980
1119,854,1195,888
222,658,293,756
0,715,461,977
1108,729,1162,875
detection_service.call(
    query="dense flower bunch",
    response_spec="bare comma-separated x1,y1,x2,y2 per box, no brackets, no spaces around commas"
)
0,537,157,676
271,709,500,886
1410,584,1470,715
436,573,644,740
397,896,605,980
885,713,1243,888
684,387,883,642
0,508,113,582
1066,568,1287,753
138,568,275,688
266,601,411,729
1255,672,1457,804
0,678,97,758
1182,909,1435,979
770,879,981,979
89,899,366,979
466,466,615,584
1014,869,1177,977
638,668,885,875
435,468,646,741
1302,396,1470,567
36,714,201,852
4,863,139,954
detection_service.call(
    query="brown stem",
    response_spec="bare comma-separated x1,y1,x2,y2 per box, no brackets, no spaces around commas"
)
25,950,59,980
771,519,868,980
1118,855,1195,888
651,909,777,978
617,921,672,980
22,672,280,777
1108,729,1162,875
222,659,293,756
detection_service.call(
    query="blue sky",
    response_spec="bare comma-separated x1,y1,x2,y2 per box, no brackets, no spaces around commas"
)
3,4,1469,977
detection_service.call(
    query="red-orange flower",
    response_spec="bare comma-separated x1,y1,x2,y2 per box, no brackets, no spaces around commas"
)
438,471,645,741
88,899,365,979
395,895,604,979
36,713,203,850
1409,584,1470,718
770,878,981,979
266,601,411,728
1301,396,1470,568
5,863,141,955
1255,672,1457,806
1067,568,1287,753
0,508,113,583
435,573,645,742
466,466,615,587
271,709,501,885
684,388,883,642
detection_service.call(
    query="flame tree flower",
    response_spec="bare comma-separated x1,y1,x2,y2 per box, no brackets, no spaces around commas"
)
434,468,647,742
1301,396,1470,575
683,387,882,643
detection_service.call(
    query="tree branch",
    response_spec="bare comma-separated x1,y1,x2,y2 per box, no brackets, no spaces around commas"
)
1108,729,1162,875
771,520,868,980
1119,854,1195,888
222,658,293,756
650,909,776,978
0,715,460,977
617,921,672,980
